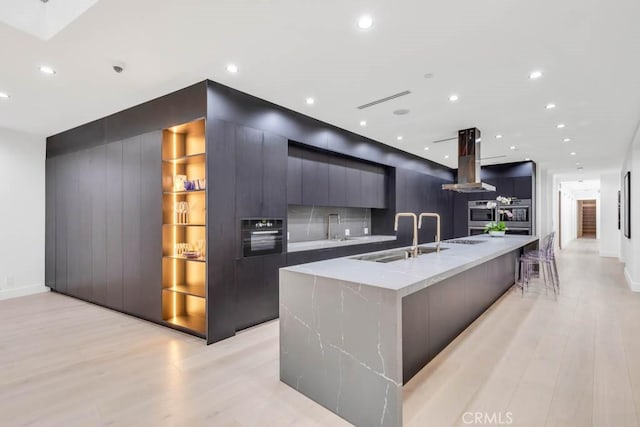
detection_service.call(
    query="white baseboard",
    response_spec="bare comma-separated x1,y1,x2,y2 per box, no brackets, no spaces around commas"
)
0,284,50,301
624,268,640,292
600,250,620,258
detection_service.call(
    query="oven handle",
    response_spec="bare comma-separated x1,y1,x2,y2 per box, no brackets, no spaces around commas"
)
251,230,280,235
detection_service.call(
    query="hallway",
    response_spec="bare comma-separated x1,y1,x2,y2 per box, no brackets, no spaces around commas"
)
0,239,638,426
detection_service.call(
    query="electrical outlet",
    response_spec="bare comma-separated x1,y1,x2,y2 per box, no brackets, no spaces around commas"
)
364,227,369,235
345,229,350,236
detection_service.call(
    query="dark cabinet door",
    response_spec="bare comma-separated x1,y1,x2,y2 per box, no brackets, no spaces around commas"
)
122,136,143,317
513,176,533,199
287,146,303,205
45,158,56,289
236,126,264,217
105,140,124,310
328,156,348,207
54,153,70,294
262,131,287,218
301,149,329,206
139,131,162,321
89,144,108,305
121,131,162,321
360,163,377,208
497,177,515,198
375,169,387,208
235,253,285,330
345,159,362,207
428,277,467,360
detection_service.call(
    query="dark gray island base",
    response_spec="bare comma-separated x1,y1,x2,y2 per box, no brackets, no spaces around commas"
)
279,235,538,427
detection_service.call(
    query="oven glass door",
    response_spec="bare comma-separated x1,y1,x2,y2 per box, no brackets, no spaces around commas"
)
501,207,530,223
249,230,280,252
470,208,496,222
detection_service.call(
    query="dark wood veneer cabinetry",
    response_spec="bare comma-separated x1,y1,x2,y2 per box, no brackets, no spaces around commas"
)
288,145,387,209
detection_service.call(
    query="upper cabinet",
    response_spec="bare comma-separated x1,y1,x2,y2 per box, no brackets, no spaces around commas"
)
287,144,387,209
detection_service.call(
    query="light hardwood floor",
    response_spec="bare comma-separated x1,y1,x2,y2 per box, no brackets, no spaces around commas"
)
1,239,639,426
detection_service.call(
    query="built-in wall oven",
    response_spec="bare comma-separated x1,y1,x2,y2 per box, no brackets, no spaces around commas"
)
241,219,284,257
499,199,532,235
468,200,497,227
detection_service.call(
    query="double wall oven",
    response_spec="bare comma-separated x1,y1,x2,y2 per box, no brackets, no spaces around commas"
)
468,199,532,236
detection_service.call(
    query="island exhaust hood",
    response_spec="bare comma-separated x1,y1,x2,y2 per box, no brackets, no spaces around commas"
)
442,127,496,193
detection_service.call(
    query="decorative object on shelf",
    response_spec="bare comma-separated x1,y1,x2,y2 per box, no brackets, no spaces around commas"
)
174,174,187,191
182,251,200,259
196,239,206,257
176,201,190,224
184,180,196,191
196,178,206,190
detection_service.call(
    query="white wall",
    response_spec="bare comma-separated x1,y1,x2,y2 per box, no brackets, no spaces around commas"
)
600,171,621,258
0,127,48,300
620,127,640,291
559,185,578,247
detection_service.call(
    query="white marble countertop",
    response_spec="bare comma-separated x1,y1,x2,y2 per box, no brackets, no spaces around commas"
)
286,235,397,253
282,235,538,297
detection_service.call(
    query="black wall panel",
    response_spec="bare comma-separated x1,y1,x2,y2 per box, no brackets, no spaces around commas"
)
122,136,143,315
105,140,124,310
90,144,108,305
139,131,162,321
206,119,238,343
45,158,56,289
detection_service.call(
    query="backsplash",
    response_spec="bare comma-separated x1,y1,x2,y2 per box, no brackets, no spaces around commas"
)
287,205,372,242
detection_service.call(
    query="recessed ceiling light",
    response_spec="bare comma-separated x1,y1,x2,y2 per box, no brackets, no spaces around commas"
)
557,123,566,129
510,146,517,150
39,65,56,75
0,92,9,99
444,155,450,159
563,138,571,142
546,103,556,110
495,134,503,139
448,94,459,102
360,120,367,127
397,136,403,141
576,162,581,166
570,152,577,156
529,70,543,80
226,63,239,73
305,97,315,105
424,147,430,151
357,15,373,30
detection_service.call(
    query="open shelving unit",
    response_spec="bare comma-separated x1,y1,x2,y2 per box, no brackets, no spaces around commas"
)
161,119,207,337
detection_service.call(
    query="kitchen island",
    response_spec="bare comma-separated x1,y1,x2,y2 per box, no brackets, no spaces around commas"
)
279,234,538,427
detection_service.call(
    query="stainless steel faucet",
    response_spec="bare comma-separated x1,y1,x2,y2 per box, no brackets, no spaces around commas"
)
394,213,418,258
418,213,441,253
327,213,341,240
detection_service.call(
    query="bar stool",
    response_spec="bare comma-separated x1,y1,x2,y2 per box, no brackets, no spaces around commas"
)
519,232,559,297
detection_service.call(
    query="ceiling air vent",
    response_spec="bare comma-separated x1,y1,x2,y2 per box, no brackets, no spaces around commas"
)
357,90,411,110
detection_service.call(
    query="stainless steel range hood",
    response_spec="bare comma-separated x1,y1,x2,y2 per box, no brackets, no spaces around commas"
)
442,128,496,193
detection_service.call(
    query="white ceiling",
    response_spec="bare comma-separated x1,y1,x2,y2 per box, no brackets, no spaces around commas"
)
0,0,100,40
1,0,640,174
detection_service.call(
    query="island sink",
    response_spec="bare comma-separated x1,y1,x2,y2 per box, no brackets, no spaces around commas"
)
351,246,448,263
